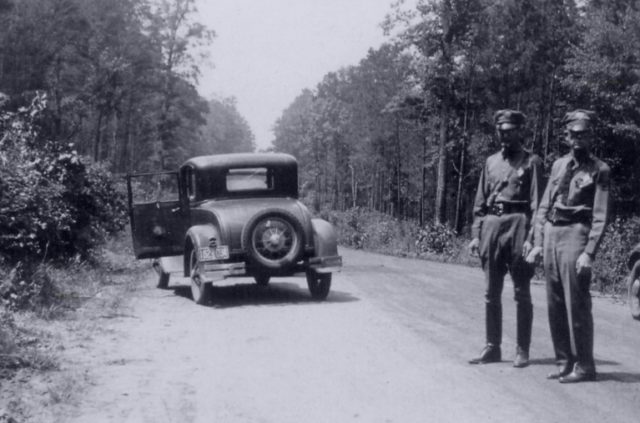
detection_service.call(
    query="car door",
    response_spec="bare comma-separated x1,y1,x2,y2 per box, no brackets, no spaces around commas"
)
126,171,188,259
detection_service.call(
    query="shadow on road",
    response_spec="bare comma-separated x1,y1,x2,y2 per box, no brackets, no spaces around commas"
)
172,281,359,308
530,357,640,383
596,372,640,383
530,357,620,366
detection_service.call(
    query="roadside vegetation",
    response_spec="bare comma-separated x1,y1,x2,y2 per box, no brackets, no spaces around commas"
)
322,207,639,296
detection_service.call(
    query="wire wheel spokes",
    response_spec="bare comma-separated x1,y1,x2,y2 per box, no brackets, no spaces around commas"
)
252,218,296,261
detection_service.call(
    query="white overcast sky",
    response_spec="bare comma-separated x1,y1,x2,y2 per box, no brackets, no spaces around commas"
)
195,0,397,150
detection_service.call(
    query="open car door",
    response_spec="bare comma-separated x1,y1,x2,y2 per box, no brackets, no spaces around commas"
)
126,171,188,259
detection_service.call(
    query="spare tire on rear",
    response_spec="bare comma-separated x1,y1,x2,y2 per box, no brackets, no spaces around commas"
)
242,208,305,271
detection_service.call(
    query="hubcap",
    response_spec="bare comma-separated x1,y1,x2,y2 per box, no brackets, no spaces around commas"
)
253,218,295,260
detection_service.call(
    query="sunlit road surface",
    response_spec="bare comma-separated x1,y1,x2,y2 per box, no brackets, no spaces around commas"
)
67,248,640,423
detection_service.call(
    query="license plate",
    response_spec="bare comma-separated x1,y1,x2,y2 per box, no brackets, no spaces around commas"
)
197,246,229,261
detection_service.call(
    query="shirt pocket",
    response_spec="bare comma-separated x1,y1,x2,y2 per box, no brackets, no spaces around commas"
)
569,172,595,203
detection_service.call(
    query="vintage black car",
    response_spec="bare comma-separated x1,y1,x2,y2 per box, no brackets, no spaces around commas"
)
126,153,342,304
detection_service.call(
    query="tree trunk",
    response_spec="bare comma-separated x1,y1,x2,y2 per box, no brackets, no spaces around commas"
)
396,118,401,218
420,132,427,227
543,72,556,159
435,100,448,225
93,110,104,162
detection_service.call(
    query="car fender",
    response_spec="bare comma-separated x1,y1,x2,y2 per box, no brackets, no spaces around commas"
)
311,218,338,258
183,224,222,276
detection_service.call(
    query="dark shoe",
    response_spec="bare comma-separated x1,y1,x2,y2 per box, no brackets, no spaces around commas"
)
469,345,501,364
513,347,529,368
546,363,574,380
559,370,597,384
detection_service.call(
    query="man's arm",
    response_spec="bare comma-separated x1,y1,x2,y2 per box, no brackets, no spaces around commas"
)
526,155,544,244
471,161,489,241
583,163,611,258
526,160,556,263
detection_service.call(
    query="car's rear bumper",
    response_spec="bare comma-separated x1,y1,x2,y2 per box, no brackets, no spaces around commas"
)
201,261,247,281
199,255,342,282
308,255,342,273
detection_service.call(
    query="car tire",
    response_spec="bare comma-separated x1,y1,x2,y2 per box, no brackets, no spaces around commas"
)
629,261,640,320
306,270,331,301
254,274,270,286
242,209,304,271
189,249,211,305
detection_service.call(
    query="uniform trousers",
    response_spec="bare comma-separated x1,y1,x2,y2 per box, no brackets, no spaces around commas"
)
543,221,595,373
479,213,534,350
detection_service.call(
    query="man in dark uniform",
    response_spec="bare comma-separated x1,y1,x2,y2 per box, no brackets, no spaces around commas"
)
468,110,543,368
527,110,610,383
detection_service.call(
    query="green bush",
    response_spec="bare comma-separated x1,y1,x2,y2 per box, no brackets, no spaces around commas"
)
0,94,127,263
593,216,640,294
325,207,416,254
324,207,467,262
0,262,59,311
415,221,458,256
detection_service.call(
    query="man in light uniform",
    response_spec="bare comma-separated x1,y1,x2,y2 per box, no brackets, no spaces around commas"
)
527,110,610,383
469,110,543,368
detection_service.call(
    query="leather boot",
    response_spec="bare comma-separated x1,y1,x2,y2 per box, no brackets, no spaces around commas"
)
546,361,574,379
559,363,597,383
469,304,502,364
515,302,532,368
486,302,502,347
513,346,529,368
469,344,501,364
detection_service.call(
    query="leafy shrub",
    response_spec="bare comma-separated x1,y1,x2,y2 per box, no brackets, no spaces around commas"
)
0,93,127,263
326,207,413,253
0,262,59,311
593,216,640,294
415,221,458,256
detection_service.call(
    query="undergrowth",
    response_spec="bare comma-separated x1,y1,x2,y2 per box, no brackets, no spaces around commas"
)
0,230,146,381
325,207,637,294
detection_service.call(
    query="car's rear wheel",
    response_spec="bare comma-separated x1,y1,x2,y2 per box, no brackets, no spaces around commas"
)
306,270,331,301
629,261,640,320
254,274,270,286
190,249,211,305
242,209,304,271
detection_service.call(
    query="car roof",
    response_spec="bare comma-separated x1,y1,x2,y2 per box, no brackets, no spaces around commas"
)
182,153,297,172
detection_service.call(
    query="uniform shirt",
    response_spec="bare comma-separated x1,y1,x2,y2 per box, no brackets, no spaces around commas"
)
533,154,610,257
471,148,543,241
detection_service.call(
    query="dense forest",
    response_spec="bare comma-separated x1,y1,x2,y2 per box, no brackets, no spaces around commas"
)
271,0,640,236
0,0,254,175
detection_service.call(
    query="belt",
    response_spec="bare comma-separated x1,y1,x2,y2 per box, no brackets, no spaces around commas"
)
547,207,591,226
488,202,529,216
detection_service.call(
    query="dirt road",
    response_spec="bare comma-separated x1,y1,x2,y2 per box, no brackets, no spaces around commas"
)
59,248,640,422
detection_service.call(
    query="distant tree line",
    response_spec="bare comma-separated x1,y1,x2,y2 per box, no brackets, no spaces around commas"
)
272,0,640,234
0,0,254,175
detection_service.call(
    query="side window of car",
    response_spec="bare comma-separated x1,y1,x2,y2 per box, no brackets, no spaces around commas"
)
185,167,197,201
130,172,180,204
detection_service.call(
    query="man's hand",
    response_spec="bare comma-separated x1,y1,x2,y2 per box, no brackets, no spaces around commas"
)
576,252,593,274
468,238,480,257
522,241,533,258
525,246,542,264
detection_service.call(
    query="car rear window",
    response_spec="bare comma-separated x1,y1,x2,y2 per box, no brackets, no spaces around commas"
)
225,168,273,192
